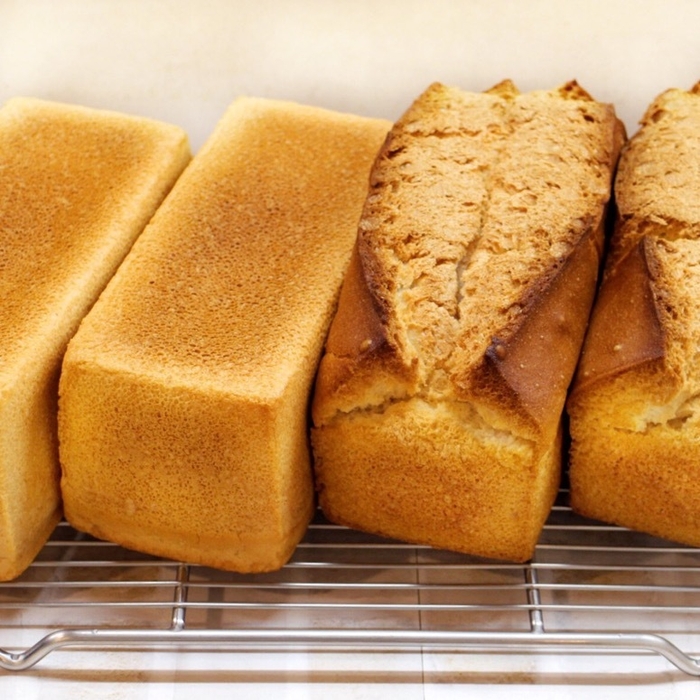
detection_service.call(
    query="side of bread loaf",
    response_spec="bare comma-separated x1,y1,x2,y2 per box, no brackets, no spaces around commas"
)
0,97,190,581
568,82,700,546
312,81,624,562
58,97,390,572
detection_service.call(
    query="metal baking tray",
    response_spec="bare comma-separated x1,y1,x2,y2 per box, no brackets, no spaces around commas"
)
1,488,700,675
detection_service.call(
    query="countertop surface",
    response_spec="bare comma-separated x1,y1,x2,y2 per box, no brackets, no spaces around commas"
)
3,1,700,697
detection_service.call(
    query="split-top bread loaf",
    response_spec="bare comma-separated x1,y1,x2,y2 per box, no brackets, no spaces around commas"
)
58,97,390,572
568,82,700,546
312,81,624,562
0,97,190,581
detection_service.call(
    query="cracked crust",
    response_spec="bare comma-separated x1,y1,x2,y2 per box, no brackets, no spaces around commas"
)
312,81,623,561
568,82,700,547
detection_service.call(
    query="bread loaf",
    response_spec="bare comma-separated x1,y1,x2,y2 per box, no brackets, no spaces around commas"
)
0,97,190,581
311,81,624,562
58,97,390,572
568,82,700,546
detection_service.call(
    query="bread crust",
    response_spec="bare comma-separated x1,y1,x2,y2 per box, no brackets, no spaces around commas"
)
0,97,190,581
59,98,390,573
568,82,700,546
315,81,624,431
313,81,623,561
466,222,603,439
311,242,419,425
570,237,666,396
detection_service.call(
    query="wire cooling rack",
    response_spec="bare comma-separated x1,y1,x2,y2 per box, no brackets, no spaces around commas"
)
1,489,700,676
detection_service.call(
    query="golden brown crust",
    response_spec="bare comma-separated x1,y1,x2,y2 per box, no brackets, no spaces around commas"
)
311,242,417,425
569,83,700,397
570,238,666,395
324,244,389,359
604,86,700,274
467,223,604,436
59,97,390,573
0,97,190,581
312,80,623,561
315,81,624,434
313,405,563,562
568,82,700,547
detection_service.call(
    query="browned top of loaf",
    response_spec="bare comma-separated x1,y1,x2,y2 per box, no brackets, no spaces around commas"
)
314,80,623,441
603,81,700,273
0,97,189,387
65,98,390,400
572,81,700,394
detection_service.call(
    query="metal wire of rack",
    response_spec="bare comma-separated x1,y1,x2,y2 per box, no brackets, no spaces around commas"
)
1,489,700,676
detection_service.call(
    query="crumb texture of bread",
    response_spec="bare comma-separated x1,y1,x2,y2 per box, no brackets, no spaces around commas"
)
58,98,390,572
568,82,700,546
0,97,190,581
312,81,623,562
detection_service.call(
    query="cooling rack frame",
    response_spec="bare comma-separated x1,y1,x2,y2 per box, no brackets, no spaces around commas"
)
2,491,700,676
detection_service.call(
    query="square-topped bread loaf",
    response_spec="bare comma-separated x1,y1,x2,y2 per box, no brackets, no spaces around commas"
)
58,97,389,572
0,97,190,580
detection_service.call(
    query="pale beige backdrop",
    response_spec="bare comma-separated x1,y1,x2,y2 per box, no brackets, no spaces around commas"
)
3,0,700,150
